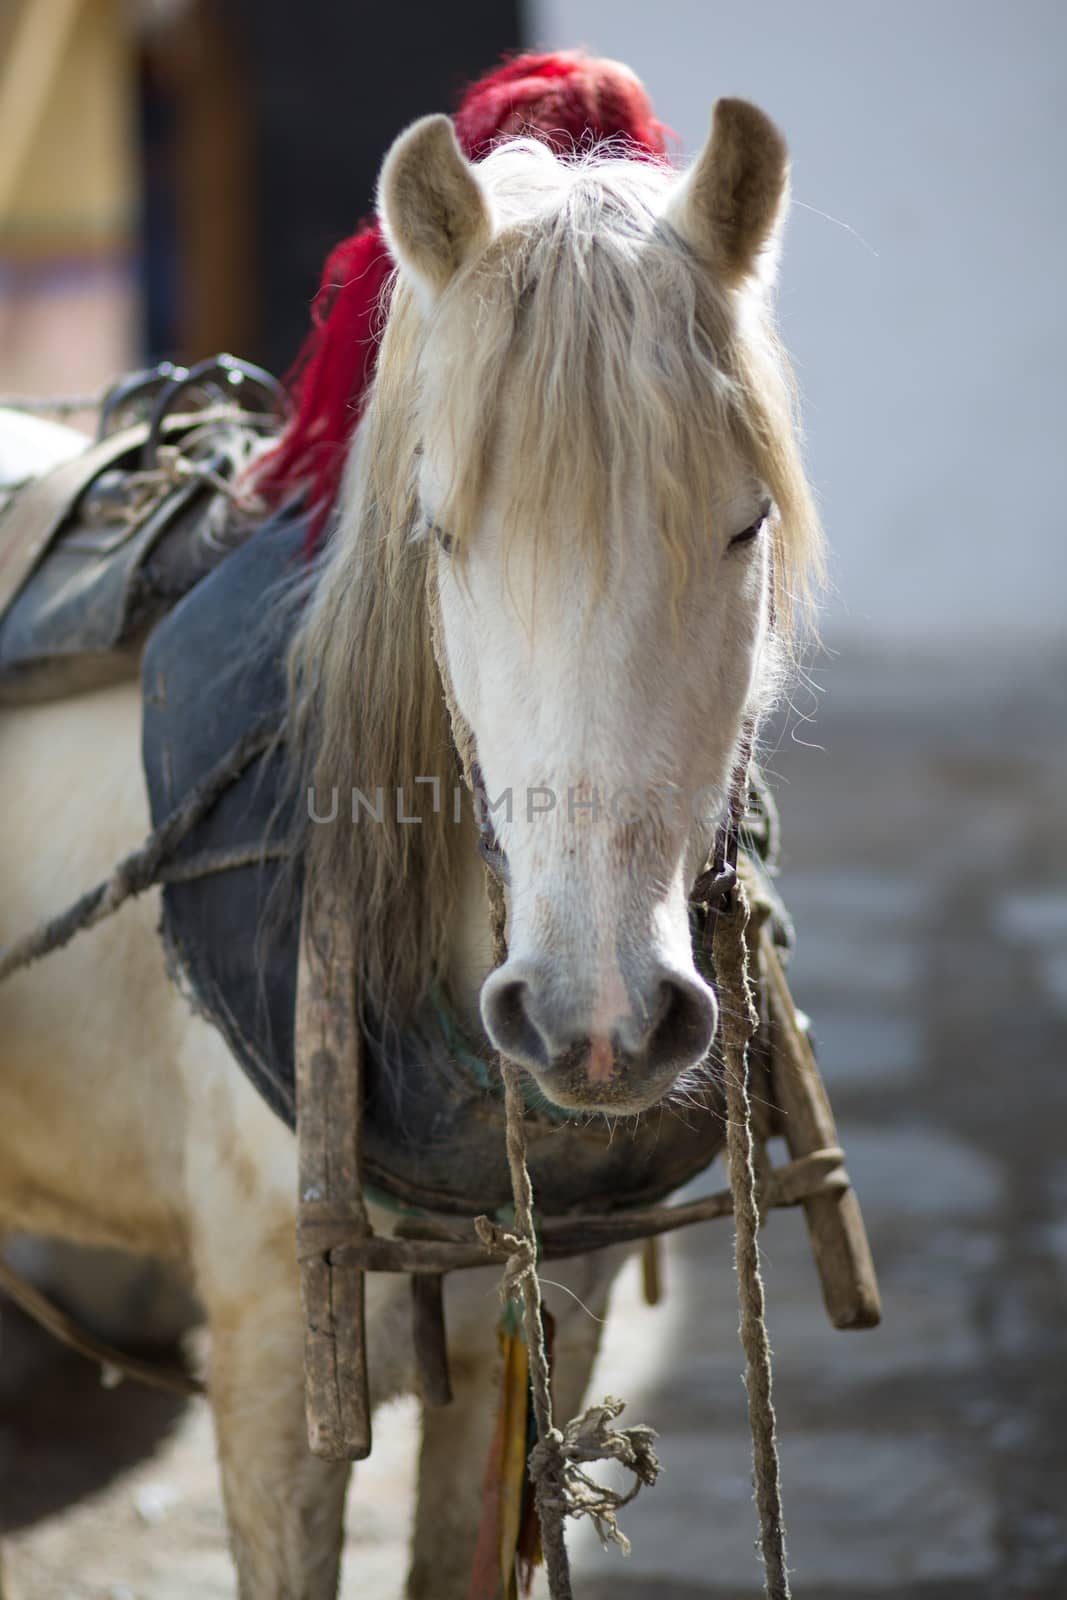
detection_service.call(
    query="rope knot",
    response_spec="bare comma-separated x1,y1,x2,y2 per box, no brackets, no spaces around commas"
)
527,1426,567,1506
528,1397,661,1556
473,1214,536,1300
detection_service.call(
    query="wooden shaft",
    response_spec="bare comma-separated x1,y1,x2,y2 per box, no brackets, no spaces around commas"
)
295,893,372,1459
759,929,882,1330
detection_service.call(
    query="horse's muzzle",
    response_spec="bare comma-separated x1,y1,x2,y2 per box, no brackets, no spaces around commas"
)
480,962,717,1114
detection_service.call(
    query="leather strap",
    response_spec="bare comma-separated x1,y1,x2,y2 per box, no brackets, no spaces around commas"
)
0,1254,203,1398
0,420,152,622
0,405,259,626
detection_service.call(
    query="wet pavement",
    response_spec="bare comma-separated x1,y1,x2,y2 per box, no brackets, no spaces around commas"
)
3,648,1066,1597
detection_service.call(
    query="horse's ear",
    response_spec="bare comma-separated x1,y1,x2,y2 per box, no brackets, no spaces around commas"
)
665,99,789,287
378,114,492,304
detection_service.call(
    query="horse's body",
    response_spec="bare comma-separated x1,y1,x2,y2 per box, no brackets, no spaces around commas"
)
0,97,820,1596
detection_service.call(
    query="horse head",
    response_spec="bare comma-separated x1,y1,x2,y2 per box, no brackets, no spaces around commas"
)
294,101,822,1116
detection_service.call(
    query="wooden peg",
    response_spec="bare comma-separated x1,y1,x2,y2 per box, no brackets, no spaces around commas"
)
411,1273,453,1407
641,1236,663,1305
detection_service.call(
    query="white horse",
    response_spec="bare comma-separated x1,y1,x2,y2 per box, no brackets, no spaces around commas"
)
0,99,821,1597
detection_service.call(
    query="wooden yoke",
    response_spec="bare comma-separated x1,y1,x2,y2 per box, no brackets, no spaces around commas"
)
295,889,373,1459
289,860,881,1465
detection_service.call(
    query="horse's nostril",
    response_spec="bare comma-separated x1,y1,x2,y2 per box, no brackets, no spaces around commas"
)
490,978,528,1039
481,972,551,1070
648,974,717,1070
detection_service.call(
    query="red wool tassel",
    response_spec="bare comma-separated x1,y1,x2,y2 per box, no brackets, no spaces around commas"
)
249,225,395,554
251,51,672,552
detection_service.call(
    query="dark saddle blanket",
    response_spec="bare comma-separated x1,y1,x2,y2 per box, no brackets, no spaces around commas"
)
141,510,741,1219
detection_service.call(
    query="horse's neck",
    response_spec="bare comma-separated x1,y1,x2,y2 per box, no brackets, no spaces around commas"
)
441,843,496,1039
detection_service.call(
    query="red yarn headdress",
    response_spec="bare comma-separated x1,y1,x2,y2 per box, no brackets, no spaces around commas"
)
252,51,670,547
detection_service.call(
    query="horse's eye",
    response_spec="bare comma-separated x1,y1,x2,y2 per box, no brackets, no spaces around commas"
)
423,511,454,554
728,501,772,551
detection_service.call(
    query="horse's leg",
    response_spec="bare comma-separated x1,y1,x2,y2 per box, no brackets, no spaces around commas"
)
201,1215,414,1598
177,1008,362,1600
192,1170,351,1598
185,1047,419,1597
205,1262,351,1600
406,1338,500,1600
406,1250,624,1600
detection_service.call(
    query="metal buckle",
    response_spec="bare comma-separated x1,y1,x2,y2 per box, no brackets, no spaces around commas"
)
691,811,742,911
691,854,737,911
96,362,188,442
141,354,289,471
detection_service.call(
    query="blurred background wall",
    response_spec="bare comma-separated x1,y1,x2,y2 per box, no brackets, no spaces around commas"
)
0,0,522,424
0,0,140,399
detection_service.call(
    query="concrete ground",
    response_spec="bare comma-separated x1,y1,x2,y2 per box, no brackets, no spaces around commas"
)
3,649,1065,1598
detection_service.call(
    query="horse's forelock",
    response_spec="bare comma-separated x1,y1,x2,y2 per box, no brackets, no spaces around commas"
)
412,143,822,626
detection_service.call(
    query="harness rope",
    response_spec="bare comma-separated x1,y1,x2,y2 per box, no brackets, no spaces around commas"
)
0,720,280,986
714,877,791,1598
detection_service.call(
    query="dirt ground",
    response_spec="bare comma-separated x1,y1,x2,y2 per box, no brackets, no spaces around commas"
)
3,648,1066,1598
